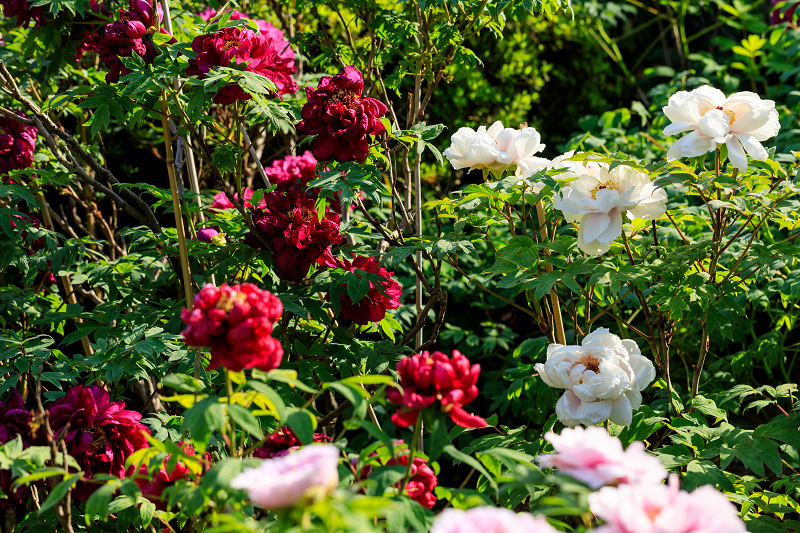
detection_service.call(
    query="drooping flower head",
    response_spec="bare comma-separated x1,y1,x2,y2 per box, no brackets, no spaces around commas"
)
539,427,667,489
254,426,330,459
248,189,344,282
535,328,656,427
0,0,42,27
431,507,559,533
47,385,150,501
318,251,402,325
0,111,37,175
443,121,547,177
136,442,201,510
265,150,318,191
186,26,297,105
230,444,340,508
181,283,284,372
662,85,780,173
297,65,388,163
588,476,747,533
387,350,487,429
197,7,295,66
552,164,667,255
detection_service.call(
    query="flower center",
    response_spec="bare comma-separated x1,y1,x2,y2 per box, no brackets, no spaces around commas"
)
327,89,359,109
702,105,735,123
583,357,601,373
222,39,238,52
216,291,246,311
88,425,107,450
590,180,618,199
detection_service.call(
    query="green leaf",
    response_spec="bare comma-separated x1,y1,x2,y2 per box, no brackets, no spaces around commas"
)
285,409,317,445
444,445,497,490
39,473,81,513
691,395,728,422
753,416,800,449
181,396,226,452
682,459,735,492
161,374,205,393
227,404,262,438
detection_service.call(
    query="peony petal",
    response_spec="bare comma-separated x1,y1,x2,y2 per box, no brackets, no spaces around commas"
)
608,395,633,426
725,136,748,173
733,133,768,162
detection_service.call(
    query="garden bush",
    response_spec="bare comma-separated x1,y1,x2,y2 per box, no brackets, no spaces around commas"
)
0,0,798,532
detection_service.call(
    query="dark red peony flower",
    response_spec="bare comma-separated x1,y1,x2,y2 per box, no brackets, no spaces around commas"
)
0,111,37,174
186,25,297,105
197,7,295,67
72,1,112,61
297,65,388,163
47,385,150,501
0,0,42,27
770,0,799,24
318,251,402,325
254,426,330,459
387,350,487,429
0,390,36,510
181,283,284,372
248,189,344,282
265,150,318,191
360,441,437,509
136,442,199,510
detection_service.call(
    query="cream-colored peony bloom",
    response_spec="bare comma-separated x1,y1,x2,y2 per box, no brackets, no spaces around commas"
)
552,164,667,255
520,150,607,195
662,85,780,173
443,121,547,175
535,328,656,427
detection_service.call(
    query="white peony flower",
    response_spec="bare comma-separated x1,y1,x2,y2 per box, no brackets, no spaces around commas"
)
534,328,656,427
443,121,547,176
552,164,667,255
521,150,607,195
662,85,780,173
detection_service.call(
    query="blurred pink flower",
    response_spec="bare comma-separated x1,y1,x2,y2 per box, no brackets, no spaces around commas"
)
136,442,200,510
230,444,340,508
589,476,747,533
181,283,284,372
539,426,666,489
0,0,42,27
387,350,487,429
432,507,558,533
297,65,388,163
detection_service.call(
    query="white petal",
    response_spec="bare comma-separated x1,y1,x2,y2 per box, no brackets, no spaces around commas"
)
698,108,731,140
608,395,633,426
580,211,612,244
555,391,583,427
663,122,696,136
667,130,716,160
575,399,613,426
726,137,748,173
733,133,768,162
628,353,656,392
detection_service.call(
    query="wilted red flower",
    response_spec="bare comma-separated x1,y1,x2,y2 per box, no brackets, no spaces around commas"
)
186,26,297,105
387,350,487,429
197,7,295,66
360,441,437,509
0,111,37,174
181,283,284,372
0,0,42,27
248,189,344,282
297,65,388,163
254,426,330,459
47,385,150,501
136,442,199,509
318,251,402,325
265,150,318,191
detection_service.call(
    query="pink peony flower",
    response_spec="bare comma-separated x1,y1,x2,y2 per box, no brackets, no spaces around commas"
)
248,189,344,282
265,150,318,191
195,227,220,243
0,111,37,174
0,0,42,27
197,7,295,67
539,427,667,489
181,283,284,372
432,507,559,533
47,385,150,501
318,251,402,325
186,26,297,105
387,350,487,429
209,188,262,211
136,442,199,510
230,444,340,508
588,476,747,533
254,426,330,459
297,65,389,163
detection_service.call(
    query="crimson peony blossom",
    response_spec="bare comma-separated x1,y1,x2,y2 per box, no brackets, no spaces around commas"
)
318,251,402,325
47,385,150,501
186,26,297,105
248,189,344,282
297,65,388,163
0,390,35,510
197,7,295,66
360,441,437,508
0,111,37,174
0,0,42,27
136,442,199,510
181,283,284,372
387,350,487,429
254,426,330,459
265,150,318,191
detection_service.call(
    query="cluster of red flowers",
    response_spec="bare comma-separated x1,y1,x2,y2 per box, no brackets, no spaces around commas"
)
360,441,438,509
87,0,170,83
0,0,41,27
186,15,297,105
387,350,487,429
0,111,37,175
181,283,284,372
136,442,203,509
248,189,344,282
254,426,330,459
318,251,402,325
298,65,388,163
